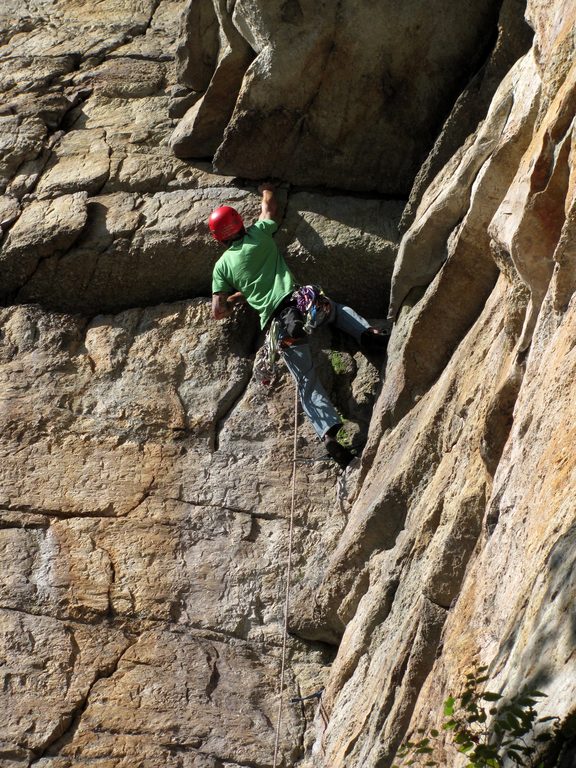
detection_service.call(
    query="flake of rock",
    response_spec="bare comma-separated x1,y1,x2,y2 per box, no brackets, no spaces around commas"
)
0,608,129,756
0,192,87,293
0,114,46,193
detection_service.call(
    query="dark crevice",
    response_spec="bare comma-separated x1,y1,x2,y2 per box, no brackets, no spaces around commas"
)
108,51,173,62
400,0,534,232
164,495,323,527
426,0,503,145
205,648,220,701
0,514,50,530
480,364,524,477
2,502,116,520
0,601,335,660
212,373,255,452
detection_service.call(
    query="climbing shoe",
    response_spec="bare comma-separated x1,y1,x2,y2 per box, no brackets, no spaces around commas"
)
360,327,389,353
323,433,355,468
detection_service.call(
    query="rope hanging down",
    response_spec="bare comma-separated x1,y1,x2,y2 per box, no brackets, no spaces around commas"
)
272,383,299,768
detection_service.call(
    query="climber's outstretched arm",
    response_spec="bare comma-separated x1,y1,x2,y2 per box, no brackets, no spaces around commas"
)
258,183,278,222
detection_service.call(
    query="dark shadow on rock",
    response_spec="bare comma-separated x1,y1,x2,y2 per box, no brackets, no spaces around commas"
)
400,0,534,233
491,522,576,720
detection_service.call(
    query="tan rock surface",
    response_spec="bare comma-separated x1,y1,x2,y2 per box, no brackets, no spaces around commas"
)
1,0,575,766
0,299,382,766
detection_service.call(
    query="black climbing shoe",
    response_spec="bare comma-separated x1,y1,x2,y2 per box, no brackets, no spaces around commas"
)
360,327,389,353
323,434,355,468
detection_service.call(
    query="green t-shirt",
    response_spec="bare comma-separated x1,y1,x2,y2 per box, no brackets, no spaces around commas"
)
212,219,296,328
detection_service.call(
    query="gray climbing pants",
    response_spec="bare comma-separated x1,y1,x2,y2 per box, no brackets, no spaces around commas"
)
281,300,371,439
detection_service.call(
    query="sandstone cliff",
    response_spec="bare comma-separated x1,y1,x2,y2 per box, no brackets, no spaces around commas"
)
0,1,574,767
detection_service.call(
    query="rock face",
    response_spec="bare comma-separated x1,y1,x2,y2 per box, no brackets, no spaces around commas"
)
0,300,383,766
1,1,575,768
170,0,506,195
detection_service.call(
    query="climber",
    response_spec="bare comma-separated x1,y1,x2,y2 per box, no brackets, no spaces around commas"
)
209,183,388,468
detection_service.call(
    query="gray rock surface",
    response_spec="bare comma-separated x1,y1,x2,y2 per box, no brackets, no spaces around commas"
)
172,0,505,195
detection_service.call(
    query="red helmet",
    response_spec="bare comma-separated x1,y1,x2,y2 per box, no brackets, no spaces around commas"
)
208,206,244,242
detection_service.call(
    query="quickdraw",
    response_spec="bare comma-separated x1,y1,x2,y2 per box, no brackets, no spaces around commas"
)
254,318,283,386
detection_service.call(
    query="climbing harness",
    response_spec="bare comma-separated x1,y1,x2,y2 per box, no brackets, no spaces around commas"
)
255,286,332,387
272,383,299,768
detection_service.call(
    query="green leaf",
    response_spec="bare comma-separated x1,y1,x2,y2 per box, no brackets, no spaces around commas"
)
506,713,520,729
444,696,455,716
475,744,499,759
462,691,473,707
508,755,525,766
443,720,456,731
510,703,530,718
430,729,439,738
481,692,502,702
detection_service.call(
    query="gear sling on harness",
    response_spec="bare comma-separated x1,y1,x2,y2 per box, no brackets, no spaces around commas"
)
254,285,332,385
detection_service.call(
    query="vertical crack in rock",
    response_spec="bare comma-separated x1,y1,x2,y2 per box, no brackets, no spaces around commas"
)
480,360,524,477
145,0,163,37
62,624,82,693
174,352,191,431
212,369,256,452
27,634,135,766
95,543,117,618
205,646,221,701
